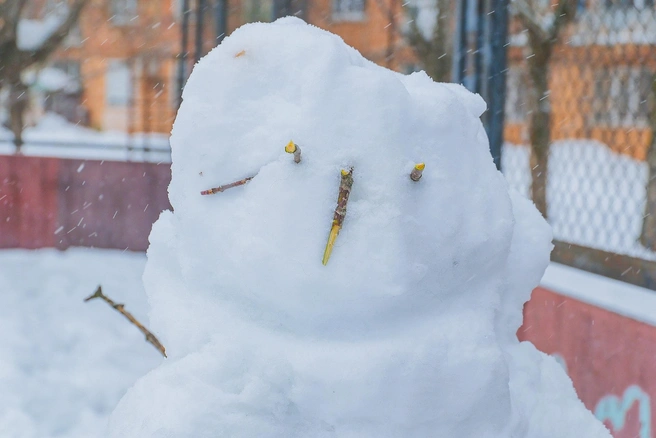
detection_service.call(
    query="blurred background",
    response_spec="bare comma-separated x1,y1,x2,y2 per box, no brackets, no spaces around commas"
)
1,0,656,437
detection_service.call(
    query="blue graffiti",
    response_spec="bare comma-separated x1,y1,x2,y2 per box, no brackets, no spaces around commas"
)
594,385,651,438
551,353,568,375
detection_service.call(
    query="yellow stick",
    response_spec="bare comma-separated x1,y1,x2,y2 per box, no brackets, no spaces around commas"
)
322,168,354,265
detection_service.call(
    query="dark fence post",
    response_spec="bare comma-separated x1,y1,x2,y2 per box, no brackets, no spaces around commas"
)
455,0,509,171
177,0,191,108
215,0,228,44
195,0,206,63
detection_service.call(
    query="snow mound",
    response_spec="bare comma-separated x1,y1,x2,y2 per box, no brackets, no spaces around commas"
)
108,18,610,437
0,249,161,438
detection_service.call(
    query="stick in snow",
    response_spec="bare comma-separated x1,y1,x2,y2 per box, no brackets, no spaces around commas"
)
200,176,254,195
285,141,302,163
84,286,167,358
410,163,425,182
322,168,354,265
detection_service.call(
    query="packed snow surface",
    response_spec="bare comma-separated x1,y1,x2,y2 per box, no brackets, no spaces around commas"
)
0,113,170,162
0,249,161,438
108,18,610,437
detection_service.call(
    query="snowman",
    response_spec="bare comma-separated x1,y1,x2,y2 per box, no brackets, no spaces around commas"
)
108,18,610,438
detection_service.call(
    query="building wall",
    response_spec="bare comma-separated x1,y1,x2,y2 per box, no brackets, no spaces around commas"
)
37,0,417,136
51,0,179,134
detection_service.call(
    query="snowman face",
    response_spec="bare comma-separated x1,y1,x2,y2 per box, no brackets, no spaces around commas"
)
159,21,515,337
201,149,426,268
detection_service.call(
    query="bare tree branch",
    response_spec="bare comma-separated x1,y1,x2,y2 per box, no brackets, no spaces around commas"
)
548,0,575,42
513,0,549,42
0,0,29,44
28,0,90,65
406,18,431,61
85,286,167,358
514,0,575,44
403,0,452,82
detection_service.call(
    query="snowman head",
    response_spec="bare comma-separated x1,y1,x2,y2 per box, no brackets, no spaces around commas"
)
157,18,514,339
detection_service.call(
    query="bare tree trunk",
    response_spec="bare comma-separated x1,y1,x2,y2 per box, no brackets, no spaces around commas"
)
640,77,656,249
404,0,452,83
526,35,552,219
9,81,28,154
514,0,575,220
432,0,452,82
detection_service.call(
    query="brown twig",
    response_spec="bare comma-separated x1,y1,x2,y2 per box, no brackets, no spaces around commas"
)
84,286,167,358
200,176,254,195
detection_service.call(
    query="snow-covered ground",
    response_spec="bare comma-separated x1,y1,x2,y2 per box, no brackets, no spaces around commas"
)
543,262,656,327
0,248,162,438
0,113,171,163
502,140,655,260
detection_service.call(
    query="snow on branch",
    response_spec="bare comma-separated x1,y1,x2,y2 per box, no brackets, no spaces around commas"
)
28,0,89,64
0,0,30,43
512,0,574,43
512,0,550,42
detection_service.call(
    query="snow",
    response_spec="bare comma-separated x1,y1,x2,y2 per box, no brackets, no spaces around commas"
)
0,248,161,438
17,16,63,51
502,141,655,260
0,113,171,163
108,18,610,437
24,67,79,93
542,262,656,328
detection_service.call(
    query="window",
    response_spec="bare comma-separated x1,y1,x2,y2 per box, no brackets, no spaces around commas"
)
590,67,652,128
332,0,365,21
52,60,82,92
106,60,132,106
110,0,138,25
505,66,528,123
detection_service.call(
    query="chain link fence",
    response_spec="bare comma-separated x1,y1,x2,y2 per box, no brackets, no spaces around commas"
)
500,1,656,287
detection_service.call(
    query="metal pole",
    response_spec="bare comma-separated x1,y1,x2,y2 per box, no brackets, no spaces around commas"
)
486,0,509,170
215,0,227,44
177,0,191,108
454,0,468,84
195,0,205,63
454,0,508,171
473,0,485,95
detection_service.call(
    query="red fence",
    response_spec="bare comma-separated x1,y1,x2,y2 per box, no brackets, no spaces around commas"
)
520,287,655,438
0,155,171,251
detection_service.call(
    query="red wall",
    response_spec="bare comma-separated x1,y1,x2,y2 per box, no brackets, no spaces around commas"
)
0,155,171,251
521,287,655,438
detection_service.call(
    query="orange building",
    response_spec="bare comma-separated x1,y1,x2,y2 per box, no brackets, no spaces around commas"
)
38,0,414,136
40,0,180,135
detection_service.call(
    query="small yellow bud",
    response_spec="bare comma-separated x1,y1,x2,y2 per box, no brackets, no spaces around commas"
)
285,141,302,163
410,163,425,182
285,141,297,154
